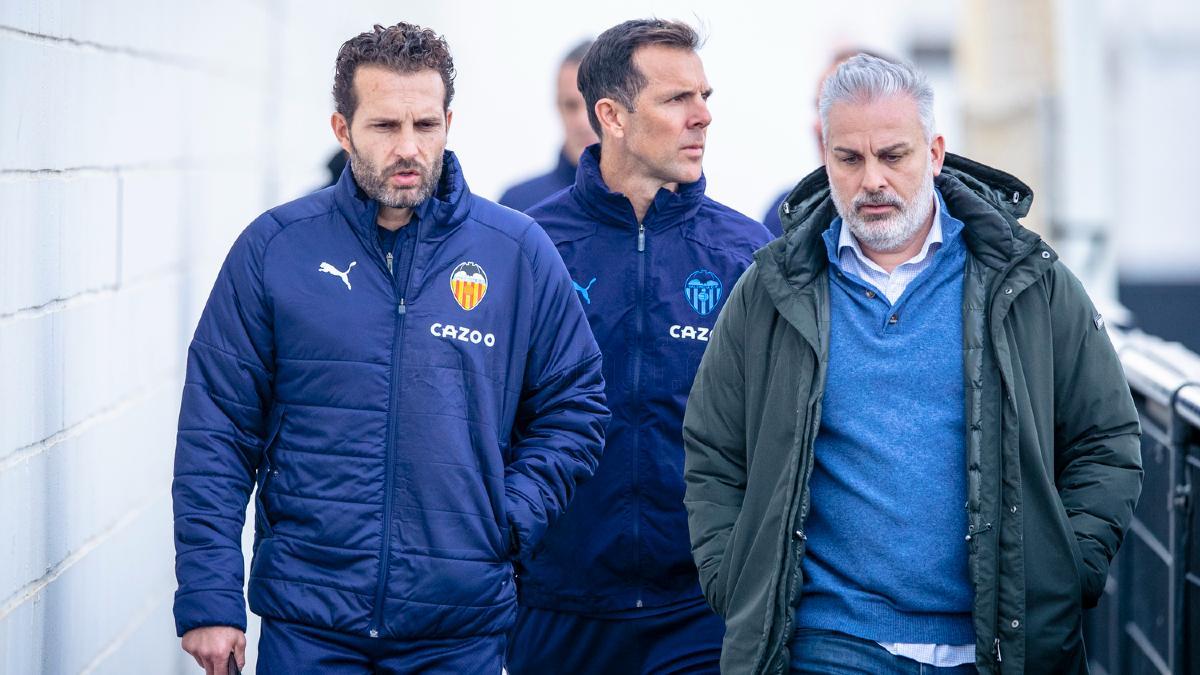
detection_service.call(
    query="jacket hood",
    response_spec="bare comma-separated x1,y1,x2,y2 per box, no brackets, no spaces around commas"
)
759,153,1046,295
572,144,706,231
333,149,472,245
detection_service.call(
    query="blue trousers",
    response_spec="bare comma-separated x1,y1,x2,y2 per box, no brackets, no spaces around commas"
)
789,629,977,675
506,597,723,675
256,617,505,674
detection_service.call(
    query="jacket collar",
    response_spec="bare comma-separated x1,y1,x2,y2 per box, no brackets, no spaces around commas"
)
333,150,472,245
571,144,706,231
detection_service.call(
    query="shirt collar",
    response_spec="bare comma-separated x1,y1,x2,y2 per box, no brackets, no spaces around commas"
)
837,190,944,274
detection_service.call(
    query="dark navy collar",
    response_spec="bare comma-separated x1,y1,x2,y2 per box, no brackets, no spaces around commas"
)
572,144,706,231
333,150,471,247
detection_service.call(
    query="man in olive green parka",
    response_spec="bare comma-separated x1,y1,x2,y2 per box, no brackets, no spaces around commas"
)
683,55,1141,674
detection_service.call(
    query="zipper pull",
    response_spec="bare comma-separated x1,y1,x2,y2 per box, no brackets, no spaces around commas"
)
386,252,394,276
397,298,406,315
994,637,1003,663
637,224,645,252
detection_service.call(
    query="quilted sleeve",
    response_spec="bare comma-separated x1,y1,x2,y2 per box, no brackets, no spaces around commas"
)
504,223,610,560
172,214,279,636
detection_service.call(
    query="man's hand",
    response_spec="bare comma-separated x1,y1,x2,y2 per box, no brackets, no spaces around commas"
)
181,626,246,675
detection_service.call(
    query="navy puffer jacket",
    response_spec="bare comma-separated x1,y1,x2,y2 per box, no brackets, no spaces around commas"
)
172,152,609,640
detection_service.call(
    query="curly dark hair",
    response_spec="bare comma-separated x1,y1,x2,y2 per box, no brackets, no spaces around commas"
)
333,23,456,122
577,19,700,137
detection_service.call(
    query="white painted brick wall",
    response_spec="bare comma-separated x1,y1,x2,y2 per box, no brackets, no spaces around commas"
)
0,1,368,672
0,3,449,673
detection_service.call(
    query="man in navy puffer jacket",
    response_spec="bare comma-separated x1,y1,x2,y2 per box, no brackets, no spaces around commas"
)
172,23,609,674
506,20,770,675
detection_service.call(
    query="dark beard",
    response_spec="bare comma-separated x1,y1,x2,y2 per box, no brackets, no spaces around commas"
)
349,147,443,209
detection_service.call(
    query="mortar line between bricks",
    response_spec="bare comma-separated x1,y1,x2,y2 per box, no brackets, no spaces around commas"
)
0,376,178,474
78,581,177,674
0,23,241,75
0,487,172,622
0,158,253,179
0,266,184,323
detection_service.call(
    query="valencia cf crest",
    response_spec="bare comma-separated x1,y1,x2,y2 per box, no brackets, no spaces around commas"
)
685,269,723,317
450,262,488,311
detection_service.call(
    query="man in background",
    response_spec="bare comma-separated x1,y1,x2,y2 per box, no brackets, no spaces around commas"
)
499,40,598,211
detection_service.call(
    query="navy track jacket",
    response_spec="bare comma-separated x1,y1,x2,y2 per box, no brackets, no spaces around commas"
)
499,150,577,213
518,145,770,613
172,152,609,640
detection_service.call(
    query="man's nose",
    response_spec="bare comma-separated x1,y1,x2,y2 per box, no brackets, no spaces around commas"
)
392,130,420,160
861,157,888,192
690,99,712,129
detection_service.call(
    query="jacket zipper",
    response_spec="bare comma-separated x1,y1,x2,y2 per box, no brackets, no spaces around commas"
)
773,367,823,670
982,248,1037,666
370,235,416,637
632,221,646,608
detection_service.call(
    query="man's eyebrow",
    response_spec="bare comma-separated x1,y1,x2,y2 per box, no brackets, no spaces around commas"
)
876,143,911,155
665,86,713,99
831,146,861,155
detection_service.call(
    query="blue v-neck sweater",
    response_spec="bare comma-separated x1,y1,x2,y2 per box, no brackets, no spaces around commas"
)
796,211,975,645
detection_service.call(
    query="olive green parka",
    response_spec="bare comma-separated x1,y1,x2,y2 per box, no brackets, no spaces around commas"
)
682,154,1142,674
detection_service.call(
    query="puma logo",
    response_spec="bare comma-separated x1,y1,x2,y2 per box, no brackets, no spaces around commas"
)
319,261,357,290
572,277,597,305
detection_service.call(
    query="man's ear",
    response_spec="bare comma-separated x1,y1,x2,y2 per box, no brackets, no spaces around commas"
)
445,108,453,133
930,134,946,177
595,98,626,140
331,113,353,154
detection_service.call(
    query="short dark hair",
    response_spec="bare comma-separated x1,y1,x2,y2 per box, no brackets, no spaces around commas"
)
333,23,456,122
577,19,700,137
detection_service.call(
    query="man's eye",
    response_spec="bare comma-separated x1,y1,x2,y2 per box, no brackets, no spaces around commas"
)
840,156,859,165
884,154,901,162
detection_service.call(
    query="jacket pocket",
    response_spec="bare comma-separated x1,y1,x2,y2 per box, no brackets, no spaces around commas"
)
254,405,287,537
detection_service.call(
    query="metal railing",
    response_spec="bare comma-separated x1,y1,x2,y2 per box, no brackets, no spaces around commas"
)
1085,329,1200,675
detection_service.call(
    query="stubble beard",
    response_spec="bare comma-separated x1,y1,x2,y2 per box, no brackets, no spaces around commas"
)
831,165,936,254
349,144,443,209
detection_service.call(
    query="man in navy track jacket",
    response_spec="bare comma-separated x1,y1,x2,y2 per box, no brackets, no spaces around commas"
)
172,23,609,674
498,39,598,213
505,20,771,675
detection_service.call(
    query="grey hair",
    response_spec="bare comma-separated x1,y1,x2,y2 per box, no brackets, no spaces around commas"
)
819,54,935,145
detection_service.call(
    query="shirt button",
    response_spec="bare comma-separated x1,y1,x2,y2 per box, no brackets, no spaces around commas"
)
1041,251,1051,259
369,629,379,638
1011,619,1020,629
1010,505,1018,513
865,290,876,299
1004,287,1013,295
888,314,899,324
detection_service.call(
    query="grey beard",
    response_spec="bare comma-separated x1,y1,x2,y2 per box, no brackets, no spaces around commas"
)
831,166,935,254
350,151,443,209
